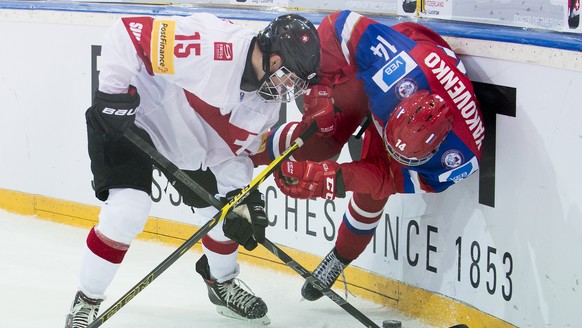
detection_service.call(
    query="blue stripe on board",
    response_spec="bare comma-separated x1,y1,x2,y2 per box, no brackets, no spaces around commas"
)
1,1,581,52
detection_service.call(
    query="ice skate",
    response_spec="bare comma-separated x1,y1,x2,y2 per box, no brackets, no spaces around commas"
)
65,290,103,328
196,255,270,325
301,247,351,301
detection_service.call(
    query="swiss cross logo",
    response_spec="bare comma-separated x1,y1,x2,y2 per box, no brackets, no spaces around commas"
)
301,34,310,43
214,42,233,61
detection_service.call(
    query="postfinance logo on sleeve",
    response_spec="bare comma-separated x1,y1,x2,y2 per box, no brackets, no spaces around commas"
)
152,20,176,74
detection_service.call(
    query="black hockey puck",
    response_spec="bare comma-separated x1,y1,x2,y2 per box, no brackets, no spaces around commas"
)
382,320,402,328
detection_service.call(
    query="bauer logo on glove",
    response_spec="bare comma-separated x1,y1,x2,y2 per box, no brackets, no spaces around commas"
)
101,107,137,116
85,85,140,140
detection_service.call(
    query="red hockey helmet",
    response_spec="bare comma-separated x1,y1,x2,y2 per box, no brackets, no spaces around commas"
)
383,90,453,166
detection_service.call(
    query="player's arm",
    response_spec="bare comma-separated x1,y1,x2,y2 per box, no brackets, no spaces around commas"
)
274,153,396,201
302,10,378,137
89,14,211,139
98,17,154,94
274,125,396,201
86,17,149,139
300,13,344,137
415,153,481,193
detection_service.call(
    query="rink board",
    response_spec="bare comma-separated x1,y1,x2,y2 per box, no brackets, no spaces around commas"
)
1,2,581,327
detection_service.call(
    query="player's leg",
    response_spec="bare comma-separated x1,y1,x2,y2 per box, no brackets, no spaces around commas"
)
65,126,154,328
301,126,391,301
193,205,270,324
301,192,388,301
170,168,270,324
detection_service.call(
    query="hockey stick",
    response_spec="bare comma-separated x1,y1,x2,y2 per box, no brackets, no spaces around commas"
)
120,129,382,327
261,239,381,328
86,123,316,328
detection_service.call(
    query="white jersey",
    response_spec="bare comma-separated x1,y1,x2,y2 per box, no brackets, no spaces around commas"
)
98,13,279,195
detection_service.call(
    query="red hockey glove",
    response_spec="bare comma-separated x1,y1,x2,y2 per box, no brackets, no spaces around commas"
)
86,86,140,140
275,160,345,200
303,85,335,137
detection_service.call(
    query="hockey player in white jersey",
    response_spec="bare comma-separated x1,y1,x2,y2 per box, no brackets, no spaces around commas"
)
65,12,320,328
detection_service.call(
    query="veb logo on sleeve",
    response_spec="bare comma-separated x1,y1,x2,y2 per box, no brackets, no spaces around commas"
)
372,52,417,92
214,42,233,61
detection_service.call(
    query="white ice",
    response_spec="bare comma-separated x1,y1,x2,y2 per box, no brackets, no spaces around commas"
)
0,209,433,328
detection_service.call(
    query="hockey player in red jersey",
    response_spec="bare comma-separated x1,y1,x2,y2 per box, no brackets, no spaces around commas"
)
253,10,483,301
65,13,320,327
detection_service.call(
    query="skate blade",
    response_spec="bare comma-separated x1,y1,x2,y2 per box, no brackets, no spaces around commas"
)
216,305,271,325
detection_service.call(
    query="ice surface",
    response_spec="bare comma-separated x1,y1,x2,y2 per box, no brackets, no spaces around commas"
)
0,210,433,328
